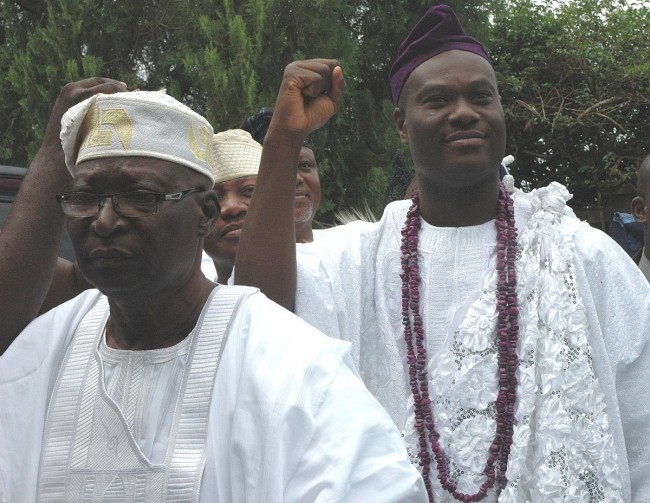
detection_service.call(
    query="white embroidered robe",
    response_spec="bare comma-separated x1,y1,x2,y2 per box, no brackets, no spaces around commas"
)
293,184,650,502
0,286,426,502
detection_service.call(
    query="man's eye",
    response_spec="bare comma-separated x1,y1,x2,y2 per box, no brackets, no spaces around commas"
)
424,95,447,106
68,193,98,204
473,92,493,104
241,187,254,196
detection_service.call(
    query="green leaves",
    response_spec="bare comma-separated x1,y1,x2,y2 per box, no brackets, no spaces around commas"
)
490,0,650,227
1,0,648,228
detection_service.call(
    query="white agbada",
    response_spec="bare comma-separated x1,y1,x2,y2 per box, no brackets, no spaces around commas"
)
638,248,650,282
0,286,426,502
294,183,650,502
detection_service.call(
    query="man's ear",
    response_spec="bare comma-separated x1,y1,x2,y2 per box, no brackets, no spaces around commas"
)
631,196,647,224
198,189,220,236
394,107,409,145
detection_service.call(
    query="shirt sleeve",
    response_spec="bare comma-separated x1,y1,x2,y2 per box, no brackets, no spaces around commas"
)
294,220,382,367
284,348,427,502
205,291,426,502
572,224,650,500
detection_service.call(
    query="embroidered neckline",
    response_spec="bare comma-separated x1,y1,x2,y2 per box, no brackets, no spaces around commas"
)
99,324,195,364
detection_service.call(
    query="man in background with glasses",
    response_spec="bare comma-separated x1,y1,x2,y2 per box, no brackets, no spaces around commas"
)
0,89,425,502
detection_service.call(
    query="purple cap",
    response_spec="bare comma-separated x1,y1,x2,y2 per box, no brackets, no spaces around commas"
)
389,4,490,105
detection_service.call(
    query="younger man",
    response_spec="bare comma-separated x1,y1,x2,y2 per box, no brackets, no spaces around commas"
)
235,4,650,500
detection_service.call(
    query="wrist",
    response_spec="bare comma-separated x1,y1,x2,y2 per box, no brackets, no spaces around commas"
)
263,126,307,151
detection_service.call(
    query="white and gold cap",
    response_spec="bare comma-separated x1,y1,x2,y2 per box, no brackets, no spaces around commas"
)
60,90,216,183
212,129,262,184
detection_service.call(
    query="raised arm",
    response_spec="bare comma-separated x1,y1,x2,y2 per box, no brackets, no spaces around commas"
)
234,60,345,310
0,78,127,354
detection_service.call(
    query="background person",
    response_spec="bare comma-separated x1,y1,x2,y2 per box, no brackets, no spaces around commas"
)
241,107,321,243
203,129,262,283
203,115,321,283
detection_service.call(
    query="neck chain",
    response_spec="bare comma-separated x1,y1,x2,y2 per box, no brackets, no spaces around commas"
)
400,185,519,502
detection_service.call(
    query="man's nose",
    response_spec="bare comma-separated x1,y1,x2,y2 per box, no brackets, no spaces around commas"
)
219,194,248,217
448,98,480,124
92,197,123,235
296,172,306,185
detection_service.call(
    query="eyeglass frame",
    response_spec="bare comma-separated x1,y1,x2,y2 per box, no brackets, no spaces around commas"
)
55,188,205,218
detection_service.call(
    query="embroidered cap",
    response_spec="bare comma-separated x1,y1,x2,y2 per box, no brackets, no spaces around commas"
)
388,4,490,105
212,129,262,184
60,90,216,183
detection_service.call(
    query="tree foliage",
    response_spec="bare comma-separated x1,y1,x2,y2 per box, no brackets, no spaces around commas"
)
2,0,647,226
488,0,650,228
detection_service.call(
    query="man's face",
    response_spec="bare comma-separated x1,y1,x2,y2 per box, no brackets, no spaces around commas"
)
205,148,321,263
66,157,207,296
294,146,321,225
395,50,506,190
204,175,257,263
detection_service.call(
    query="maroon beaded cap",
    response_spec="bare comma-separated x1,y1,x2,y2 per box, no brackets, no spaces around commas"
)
389,4,490,105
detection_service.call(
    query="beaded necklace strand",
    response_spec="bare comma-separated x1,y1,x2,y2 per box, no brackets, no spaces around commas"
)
400,185,519,502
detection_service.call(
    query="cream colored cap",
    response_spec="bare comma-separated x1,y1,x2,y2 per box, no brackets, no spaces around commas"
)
60,90,216,183
212,129,262,184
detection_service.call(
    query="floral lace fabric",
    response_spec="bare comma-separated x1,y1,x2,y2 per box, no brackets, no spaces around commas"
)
403,183,624,502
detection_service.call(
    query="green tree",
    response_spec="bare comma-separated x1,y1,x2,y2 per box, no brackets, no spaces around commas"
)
489,0,650,228
0,0,194,165
0,0,497,224
8,0,648,229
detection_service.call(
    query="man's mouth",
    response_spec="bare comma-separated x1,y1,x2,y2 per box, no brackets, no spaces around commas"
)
220,224,242,238
89,248,131,260
444,130,486,144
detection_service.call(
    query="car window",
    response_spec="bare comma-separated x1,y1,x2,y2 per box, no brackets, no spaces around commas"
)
0,164,76,261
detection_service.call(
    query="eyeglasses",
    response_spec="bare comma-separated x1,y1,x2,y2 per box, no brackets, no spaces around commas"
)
56,188,204,218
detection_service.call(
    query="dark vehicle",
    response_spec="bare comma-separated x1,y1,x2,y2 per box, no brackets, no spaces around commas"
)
0,164,76,261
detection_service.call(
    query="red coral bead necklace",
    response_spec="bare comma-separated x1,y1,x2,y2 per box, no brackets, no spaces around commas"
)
400,185,519,502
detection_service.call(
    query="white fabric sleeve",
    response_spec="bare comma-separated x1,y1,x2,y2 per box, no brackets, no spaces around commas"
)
572,224,650,501
284,349,427,502
203,291,425,502
295,218,383,367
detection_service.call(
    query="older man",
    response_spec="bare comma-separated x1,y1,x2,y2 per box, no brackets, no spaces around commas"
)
235,4,650,501
240,107,322,244
0,90,426,502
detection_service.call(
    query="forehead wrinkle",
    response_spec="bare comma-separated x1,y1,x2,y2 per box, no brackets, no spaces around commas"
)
401,58,498,108
414,76,498,96
73,157,197,191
